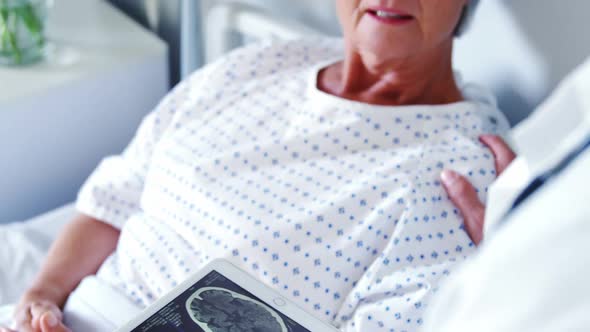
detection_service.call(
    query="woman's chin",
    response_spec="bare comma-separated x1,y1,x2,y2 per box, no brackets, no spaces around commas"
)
354,27,421,61
356,42,419,70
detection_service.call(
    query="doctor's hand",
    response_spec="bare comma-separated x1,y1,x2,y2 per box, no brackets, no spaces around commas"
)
0,289,71,332
440,135,516,245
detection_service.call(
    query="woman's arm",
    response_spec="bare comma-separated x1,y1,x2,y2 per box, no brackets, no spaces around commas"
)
27,213,120,307
7,214,120,332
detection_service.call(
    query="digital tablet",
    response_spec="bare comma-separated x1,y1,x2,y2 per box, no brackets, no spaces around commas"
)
116,259,340,332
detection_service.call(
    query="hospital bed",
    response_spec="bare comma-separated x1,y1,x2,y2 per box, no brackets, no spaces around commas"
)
0,0,549,305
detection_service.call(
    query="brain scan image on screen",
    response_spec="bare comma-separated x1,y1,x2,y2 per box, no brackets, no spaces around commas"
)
186,287,288,332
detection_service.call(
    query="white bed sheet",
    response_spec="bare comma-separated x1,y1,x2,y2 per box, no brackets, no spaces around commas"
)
0,276,142,331
0,204,75,305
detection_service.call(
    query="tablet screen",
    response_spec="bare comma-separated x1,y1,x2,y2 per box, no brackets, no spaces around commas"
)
131,270,311,332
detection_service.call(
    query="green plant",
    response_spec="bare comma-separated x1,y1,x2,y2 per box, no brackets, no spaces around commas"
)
0,0,46,65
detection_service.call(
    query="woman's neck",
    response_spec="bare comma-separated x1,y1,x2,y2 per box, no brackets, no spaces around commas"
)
318,39,463,106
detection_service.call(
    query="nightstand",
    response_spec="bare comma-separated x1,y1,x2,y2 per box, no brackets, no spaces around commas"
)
0,0,169,222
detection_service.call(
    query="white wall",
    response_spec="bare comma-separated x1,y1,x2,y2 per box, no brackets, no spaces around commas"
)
507,0,590,90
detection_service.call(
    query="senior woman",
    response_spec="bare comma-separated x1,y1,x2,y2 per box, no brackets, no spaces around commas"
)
1,0,510,331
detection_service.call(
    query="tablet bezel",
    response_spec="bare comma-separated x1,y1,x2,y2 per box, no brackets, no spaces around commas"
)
115,259,340,332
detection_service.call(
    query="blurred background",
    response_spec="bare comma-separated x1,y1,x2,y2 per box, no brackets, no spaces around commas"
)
108,0,589,99
1,0,589,223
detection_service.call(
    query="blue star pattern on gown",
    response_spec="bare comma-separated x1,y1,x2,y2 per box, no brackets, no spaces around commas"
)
76,37,509,332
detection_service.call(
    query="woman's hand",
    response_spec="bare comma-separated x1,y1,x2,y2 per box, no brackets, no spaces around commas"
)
1,214,119,332
0,288,72,332
440,135,517,245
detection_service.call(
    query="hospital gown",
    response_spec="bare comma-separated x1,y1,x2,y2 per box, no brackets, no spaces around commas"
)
76,37,509,332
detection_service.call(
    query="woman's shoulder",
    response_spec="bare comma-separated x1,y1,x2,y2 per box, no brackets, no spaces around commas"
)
221,36,343,68
185,36,343,85
459,78,512,133
156,37,344,125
